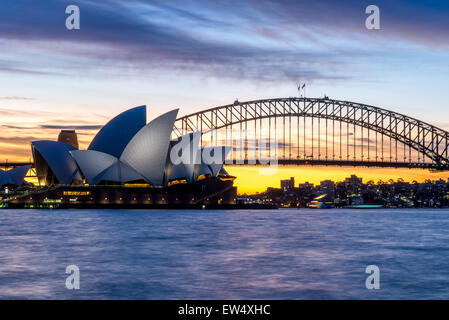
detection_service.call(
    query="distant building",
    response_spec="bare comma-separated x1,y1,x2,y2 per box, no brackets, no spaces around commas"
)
281,177,295,191
57,130,79,149
344,175,363,194
319,180,335,197
298,181,314,193
252,174,449,208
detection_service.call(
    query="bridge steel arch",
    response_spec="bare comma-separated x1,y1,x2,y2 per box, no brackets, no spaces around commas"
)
173,98,449,170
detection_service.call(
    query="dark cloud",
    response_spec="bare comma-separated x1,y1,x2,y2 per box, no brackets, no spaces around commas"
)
0,1,358,82
0,0,447,82
240,0,449,47
1,124,102,131
40,124,102,130
0,125,35,130
0,136,41,145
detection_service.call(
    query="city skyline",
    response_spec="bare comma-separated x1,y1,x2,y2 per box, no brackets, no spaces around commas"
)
248,172,449,209
1,0,449,193
228,166,449,194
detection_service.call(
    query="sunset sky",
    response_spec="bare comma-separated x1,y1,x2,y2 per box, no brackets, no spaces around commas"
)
1,0,449,193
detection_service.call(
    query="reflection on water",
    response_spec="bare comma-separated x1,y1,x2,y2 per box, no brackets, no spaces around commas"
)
1,208,449,299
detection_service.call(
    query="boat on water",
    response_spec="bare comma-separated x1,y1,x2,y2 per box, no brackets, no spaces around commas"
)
308,194,335,208
344,196,383,209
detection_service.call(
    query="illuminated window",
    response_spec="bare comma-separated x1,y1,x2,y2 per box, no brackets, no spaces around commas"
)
63,191,91,196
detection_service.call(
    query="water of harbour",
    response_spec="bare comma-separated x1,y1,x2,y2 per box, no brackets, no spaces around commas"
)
1,208,449,299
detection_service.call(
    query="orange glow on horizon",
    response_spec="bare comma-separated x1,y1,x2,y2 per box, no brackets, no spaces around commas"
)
225,166,449,194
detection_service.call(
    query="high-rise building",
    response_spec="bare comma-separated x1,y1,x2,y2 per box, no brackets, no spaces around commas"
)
281,177,295,191
319,180,335,197
344,175,363,194
298,181,314,193
57,130,79,149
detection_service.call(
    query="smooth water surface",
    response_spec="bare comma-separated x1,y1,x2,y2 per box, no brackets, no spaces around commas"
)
1,208,449,299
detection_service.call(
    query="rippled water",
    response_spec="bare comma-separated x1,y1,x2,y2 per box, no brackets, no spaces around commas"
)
1,208,449,299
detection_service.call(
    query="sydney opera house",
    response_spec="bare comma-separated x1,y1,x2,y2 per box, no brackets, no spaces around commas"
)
1,106,237,208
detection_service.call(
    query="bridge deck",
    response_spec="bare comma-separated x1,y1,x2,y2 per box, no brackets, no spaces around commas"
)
2,161,448,171
225,159,449,170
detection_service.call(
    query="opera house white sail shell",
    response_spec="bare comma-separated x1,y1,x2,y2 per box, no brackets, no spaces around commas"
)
88,106,146,158
31,141,82,185
166,132,201,183
0,165,31,188
194,146,231,181
70,150,145,185
120,109,179,186
203,146,232,177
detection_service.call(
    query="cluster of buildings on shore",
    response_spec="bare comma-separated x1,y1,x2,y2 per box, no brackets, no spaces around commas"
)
245,175,449,208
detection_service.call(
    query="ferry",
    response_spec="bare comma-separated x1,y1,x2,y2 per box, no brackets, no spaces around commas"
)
308,194,335,208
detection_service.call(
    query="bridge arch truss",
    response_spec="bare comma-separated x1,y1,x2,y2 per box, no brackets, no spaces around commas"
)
173,98,449,169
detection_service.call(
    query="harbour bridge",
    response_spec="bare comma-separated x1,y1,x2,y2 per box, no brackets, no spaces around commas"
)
173,97,449,170
2,97,449,172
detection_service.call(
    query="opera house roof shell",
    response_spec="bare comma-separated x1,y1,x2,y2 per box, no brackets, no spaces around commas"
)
88,105,146,158
31,106,231,187
0,165,31,188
